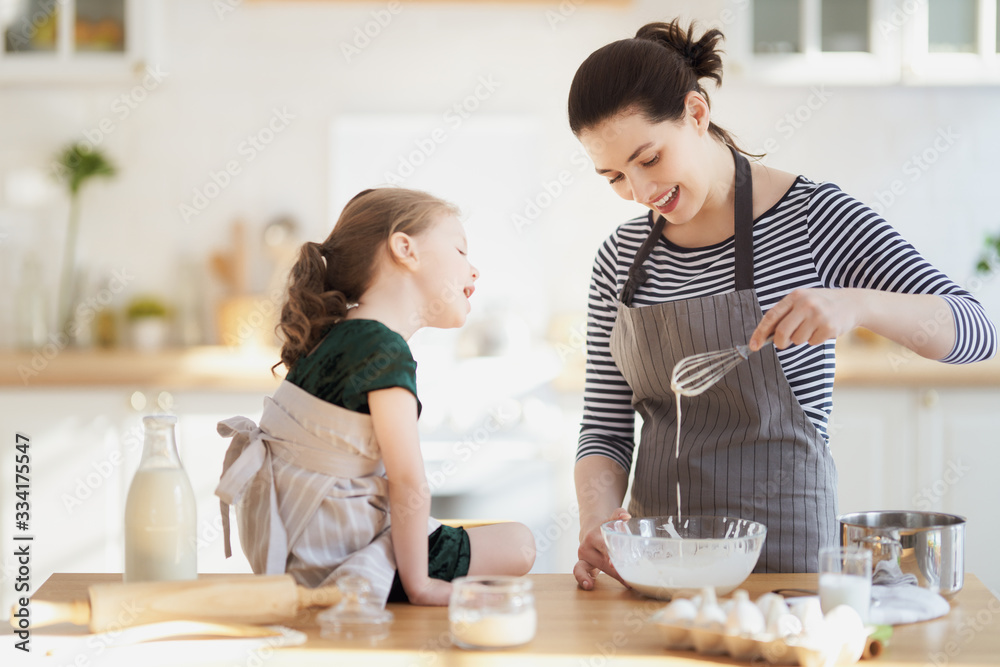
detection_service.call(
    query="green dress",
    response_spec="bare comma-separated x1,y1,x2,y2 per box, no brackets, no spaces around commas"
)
286,318,420,415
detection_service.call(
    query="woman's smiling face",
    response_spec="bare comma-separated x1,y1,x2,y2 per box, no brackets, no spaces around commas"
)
578,99,714,228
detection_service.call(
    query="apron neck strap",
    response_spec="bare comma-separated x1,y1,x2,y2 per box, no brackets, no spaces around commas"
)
732,145,755,291
619,144,755,305
620,211,666,305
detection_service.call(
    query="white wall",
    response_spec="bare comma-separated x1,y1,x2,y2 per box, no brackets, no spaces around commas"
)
2,0,997,342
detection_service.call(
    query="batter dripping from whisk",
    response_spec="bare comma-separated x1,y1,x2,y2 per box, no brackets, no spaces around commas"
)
669,340,770,521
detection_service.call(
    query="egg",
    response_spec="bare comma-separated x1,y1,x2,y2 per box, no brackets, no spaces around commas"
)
725,590,766,636
764,598,802,639
755,591,785,618
656,597,698,625
723,590,766,660
652,597,697,650
791,598,828,640
823,605,867,664
690,587,727,654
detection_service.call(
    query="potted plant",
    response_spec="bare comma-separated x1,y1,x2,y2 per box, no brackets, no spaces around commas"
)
975,233,1000,276
126,295,170,352
53,142,116,337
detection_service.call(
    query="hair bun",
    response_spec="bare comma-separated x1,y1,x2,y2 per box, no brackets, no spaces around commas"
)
635,20,724,87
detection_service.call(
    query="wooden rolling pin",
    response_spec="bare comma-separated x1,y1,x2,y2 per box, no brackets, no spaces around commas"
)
18,574,341,632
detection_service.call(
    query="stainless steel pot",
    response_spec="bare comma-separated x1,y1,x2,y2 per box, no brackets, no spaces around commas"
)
839,510,965,598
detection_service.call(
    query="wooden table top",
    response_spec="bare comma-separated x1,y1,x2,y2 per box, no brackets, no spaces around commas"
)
22,572,1000,666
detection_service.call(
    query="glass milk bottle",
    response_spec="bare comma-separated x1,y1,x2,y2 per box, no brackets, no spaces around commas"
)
124,415,197,583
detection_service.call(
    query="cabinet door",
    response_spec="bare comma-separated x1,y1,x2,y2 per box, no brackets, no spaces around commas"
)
0,0,156,83
828,388,917,514
0,389,129,614
930,389,1000,596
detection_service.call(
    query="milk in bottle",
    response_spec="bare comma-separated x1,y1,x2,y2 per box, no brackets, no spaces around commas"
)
124,415,197,582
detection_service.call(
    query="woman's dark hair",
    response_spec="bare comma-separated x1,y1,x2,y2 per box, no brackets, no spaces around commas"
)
568,20,754,155
274,187,458,372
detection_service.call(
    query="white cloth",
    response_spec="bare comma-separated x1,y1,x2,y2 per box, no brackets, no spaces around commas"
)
869,584,951,625
872,559,919,587
215,380,439,603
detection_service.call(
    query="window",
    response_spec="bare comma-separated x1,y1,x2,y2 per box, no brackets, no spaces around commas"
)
928,0,977,53
754,0,802,53
2,0,125,56
3,0,59,53
734,0,1000,84
821,0,870,52
75,0,126,53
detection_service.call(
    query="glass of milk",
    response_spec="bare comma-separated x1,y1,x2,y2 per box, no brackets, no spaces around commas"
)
449,576,536,650
818,546,872,623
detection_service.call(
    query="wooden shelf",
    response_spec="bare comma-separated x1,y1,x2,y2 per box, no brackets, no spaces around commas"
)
2,342,998,391
833,342,1000,388
0,346,285,391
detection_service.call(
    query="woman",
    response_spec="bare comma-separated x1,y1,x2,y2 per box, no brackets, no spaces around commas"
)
569,20,997,588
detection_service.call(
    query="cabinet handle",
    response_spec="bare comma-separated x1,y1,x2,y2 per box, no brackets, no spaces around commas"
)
921,389,939,408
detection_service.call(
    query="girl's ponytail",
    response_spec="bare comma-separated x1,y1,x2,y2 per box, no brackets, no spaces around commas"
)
275,241,349,371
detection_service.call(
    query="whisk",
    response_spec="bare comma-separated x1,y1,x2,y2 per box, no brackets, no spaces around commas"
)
670,337,774,397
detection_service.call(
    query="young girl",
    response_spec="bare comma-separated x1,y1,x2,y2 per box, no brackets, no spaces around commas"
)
568,20,997,585
216,187,535,606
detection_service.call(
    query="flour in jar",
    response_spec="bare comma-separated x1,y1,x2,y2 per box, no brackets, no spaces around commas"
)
450,609,537,649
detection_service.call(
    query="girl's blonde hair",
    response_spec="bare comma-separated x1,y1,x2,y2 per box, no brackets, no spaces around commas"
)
275,187,458,371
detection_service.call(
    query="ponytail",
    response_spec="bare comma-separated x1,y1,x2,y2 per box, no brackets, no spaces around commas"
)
634,21,723,89
273,187,457,372
568,19,757,157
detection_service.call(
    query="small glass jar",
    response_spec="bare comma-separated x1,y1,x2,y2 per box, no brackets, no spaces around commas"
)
449,576,536,650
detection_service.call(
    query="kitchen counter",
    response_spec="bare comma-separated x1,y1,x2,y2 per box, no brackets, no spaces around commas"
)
2,341,1000,390
23,572,1000,666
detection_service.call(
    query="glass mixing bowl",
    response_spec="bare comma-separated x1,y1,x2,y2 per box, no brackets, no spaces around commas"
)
601,515,767,600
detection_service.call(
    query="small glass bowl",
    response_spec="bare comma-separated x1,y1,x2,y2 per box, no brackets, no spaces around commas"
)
448,576,536,650
317,575,393,643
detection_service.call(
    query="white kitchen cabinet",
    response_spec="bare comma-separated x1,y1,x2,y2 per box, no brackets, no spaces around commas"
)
727,0,1000,85
929,389,1000,597
830,384,1000,596
0,389,128,615
0,387,259,615
0,0,162,85
827,387,916,513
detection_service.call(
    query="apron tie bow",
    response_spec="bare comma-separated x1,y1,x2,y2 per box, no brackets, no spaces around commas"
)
215,416,287,571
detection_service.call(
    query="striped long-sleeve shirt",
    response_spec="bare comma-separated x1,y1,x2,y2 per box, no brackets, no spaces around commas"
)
577,177,998,472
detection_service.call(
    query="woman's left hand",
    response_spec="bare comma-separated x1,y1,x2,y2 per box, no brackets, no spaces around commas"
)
749,288,862,351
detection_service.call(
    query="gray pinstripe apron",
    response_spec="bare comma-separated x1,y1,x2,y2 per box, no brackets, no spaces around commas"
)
608,147,838,573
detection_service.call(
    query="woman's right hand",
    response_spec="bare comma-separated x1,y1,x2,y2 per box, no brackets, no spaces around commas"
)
574,507,631,591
